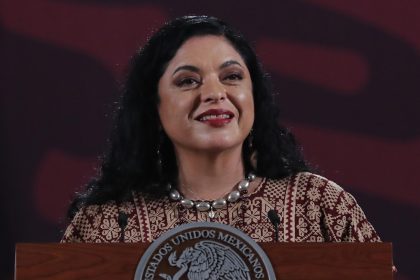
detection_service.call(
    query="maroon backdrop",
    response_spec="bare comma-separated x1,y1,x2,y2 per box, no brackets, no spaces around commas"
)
2,0,419,279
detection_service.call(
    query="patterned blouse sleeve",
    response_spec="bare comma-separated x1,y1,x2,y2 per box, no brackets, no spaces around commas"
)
61,207,90,243
61,203,121,243
321,180,381,242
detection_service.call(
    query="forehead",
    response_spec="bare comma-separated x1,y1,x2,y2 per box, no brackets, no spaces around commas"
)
166,35,246,69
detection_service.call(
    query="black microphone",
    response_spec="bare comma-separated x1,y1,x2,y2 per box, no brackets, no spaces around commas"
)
118,212,128,242
268,209,281,242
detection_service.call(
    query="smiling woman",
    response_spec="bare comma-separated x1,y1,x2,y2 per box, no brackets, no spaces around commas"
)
158,36,255,196
62,15,380,243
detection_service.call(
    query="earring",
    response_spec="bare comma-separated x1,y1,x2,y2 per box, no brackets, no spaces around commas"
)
157,128,164,173
247,129,257,169
248,129,254,150
157,145,162,167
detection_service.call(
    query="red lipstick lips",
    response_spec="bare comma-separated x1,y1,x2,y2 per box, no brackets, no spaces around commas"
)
195,109,234,127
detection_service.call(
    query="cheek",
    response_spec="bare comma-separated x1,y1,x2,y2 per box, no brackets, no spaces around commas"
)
245,97,255,127
236,88,255,117
158,99,175,128
239,91,255,130
157,92,174,130
158,93,191,129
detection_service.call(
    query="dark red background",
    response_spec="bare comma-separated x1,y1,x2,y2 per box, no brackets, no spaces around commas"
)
2,0,419,279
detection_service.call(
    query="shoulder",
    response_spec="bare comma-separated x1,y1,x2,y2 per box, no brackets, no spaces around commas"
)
79,201,121,221
133,191,170,208
293,172,342,191
266,171,357,218
265,172,344,197
291,172,362,211
283,172,345,202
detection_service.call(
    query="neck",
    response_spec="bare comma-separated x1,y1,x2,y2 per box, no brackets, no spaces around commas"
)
175,146,245,200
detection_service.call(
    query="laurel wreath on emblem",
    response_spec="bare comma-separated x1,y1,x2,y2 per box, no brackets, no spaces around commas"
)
159,240,251,280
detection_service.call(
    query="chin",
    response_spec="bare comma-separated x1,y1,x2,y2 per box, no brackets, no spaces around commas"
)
196,139,244,152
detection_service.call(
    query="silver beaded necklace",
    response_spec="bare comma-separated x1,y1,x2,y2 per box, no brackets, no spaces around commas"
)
168,173,256,218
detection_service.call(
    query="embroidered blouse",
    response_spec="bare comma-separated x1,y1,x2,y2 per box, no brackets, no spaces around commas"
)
61,172,380,243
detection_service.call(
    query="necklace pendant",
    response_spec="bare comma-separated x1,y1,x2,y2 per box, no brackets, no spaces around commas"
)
209,209,215,218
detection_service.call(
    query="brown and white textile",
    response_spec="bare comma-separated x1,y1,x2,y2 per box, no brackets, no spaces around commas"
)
62,172,380,243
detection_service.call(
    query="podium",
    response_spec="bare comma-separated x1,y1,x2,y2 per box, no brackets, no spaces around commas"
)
16,242,393,279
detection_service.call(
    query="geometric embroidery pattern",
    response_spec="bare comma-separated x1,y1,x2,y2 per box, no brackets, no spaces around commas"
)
62,172,381,243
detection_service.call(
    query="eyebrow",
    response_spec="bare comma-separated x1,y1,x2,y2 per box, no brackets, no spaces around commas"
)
172,60,243,75
219,60,243,69
173,65,200,75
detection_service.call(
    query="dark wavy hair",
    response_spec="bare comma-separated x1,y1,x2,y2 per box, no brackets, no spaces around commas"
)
67,15,308,219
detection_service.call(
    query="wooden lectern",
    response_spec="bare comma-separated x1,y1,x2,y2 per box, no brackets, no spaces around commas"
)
15,242,393,279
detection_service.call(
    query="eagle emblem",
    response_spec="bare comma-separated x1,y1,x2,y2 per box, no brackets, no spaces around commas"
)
159,240,251,280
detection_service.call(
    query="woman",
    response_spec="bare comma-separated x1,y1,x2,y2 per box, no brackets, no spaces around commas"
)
62,15,380,243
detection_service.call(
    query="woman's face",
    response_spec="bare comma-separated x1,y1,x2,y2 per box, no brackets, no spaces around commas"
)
158,35,254,154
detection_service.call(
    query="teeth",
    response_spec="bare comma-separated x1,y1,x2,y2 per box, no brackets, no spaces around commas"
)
200,114,231,121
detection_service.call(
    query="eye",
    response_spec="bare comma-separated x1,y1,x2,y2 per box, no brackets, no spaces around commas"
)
226,73,243,80
223,72,243,83
175,77,201,88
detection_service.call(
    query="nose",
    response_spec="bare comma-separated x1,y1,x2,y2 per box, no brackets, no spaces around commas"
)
200,77,226,103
